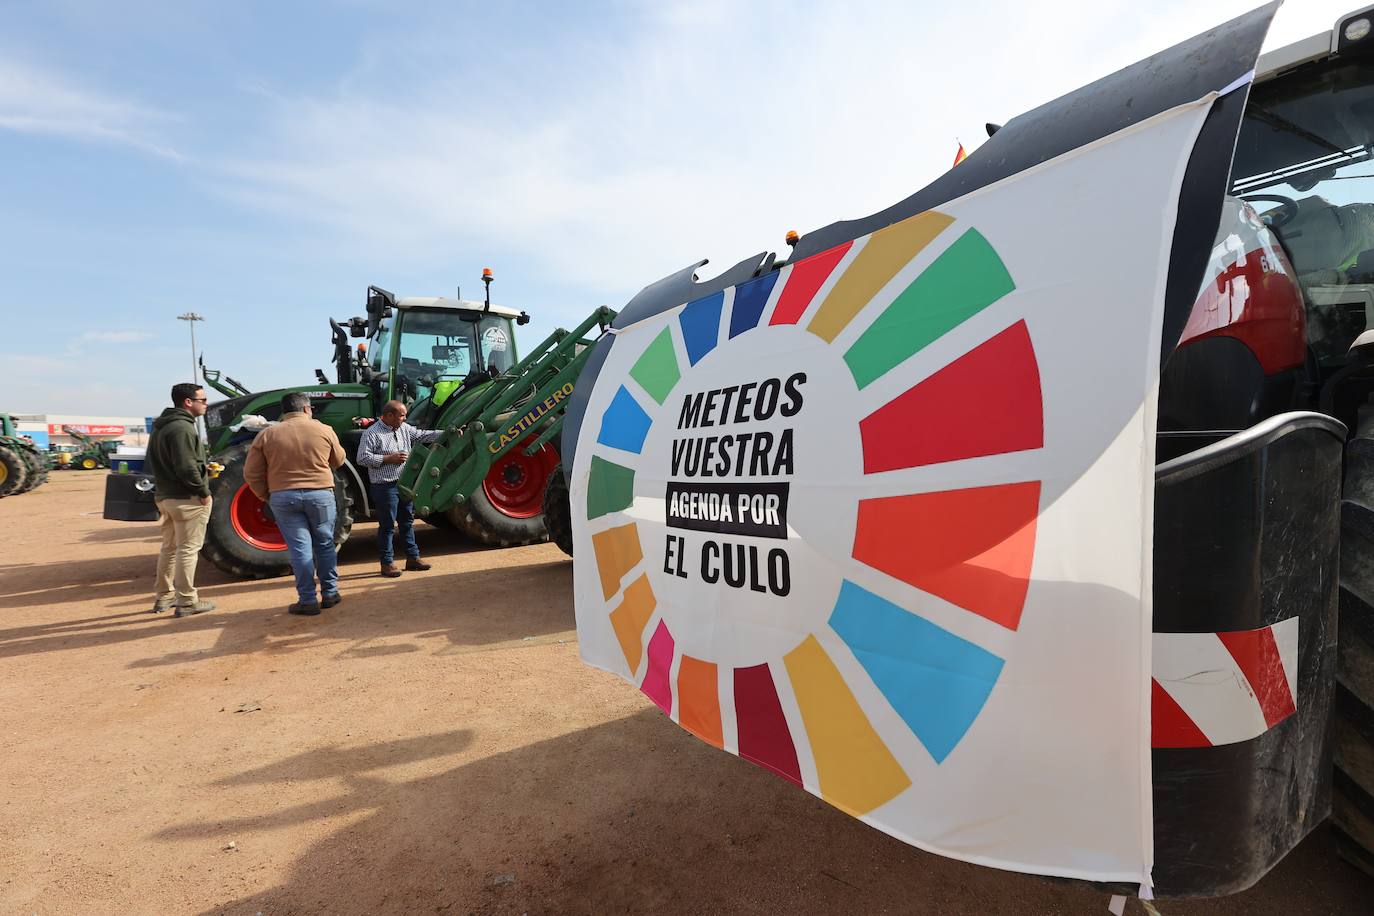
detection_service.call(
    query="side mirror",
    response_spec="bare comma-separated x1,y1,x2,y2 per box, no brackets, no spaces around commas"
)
366,285,397,337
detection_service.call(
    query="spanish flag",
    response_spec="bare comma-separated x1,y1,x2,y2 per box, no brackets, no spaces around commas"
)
953,143,967,167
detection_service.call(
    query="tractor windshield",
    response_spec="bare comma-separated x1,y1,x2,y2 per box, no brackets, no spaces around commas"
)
1232,59,1374,362
374,309,517,401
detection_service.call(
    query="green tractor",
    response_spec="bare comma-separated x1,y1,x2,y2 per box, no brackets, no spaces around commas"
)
63,427,122,471
0,414,49,498
196,275,614,578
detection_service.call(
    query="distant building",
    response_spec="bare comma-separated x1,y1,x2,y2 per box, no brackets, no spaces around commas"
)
12,415,151,449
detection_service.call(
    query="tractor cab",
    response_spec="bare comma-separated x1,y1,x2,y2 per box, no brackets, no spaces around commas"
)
1232,8,1374,408
1160,7,1374,453
360,285,529,412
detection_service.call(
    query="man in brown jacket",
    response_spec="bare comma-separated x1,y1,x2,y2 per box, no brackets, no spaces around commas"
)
244,392,346,615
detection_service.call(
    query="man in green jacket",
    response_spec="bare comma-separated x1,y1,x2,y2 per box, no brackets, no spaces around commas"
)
146,383,215,617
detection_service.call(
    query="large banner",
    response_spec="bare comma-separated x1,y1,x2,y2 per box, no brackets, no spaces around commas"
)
571,97,1216,884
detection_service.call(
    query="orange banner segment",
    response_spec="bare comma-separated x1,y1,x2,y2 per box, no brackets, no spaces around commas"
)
592,522,643,600
676,655,723,748
853,482,1041,630
608,574,656,673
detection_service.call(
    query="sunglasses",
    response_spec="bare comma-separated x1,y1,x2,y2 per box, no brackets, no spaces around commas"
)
188,398,208,403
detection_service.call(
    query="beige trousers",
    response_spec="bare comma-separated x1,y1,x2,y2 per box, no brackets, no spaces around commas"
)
154,497,211,606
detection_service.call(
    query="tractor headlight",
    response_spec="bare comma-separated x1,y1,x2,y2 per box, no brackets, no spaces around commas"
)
1347,17,1371,43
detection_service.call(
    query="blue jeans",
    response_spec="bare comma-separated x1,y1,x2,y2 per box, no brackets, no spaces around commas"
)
372,480,418,564
269,489,338,604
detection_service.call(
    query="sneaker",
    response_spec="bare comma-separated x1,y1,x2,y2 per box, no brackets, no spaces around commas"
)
150,601,173,614
173,601,215,618
321,592,342,609
289,602,321,616
404,557,432,571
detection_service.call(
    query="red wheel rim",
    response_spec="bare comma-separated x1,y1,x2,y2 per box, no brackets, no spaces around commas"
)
230,483,288,551
483,438,558,519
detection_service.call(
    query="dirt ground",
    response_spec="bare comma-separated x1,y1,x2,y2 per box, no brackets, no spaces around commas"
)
1,473,1370,915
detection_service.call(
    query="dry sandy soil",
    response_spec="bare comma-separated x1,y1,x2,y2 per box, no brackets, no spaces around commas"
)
1,473,1370,915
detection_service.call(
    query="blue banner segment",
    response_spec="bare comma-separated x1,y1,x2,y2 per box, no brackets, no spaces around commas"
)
678,291,725,365
596,385,653,454
728,272,780,339
828,580,1004,763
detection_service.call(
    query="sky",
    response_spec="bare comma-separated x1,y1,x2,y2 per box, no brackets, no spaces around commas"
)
1,0,1361,416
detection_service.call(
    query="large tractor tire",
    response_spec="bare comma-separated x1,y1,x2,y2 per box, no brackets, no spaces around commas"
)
0,445,27,497
15,446,47,494
446,439,557,548
200,441,355,579
78,455,99,470
543,465,573,557
1335,396,1374,876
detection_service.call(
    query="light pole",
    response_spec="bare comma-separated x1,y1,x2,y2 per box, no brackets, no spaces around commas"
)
176,312,205,384
177,312,207,441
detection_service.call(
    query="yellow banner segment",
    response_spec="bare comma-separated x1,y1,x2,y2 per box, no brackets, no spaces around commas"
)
783,635,911,816
807,211,954,343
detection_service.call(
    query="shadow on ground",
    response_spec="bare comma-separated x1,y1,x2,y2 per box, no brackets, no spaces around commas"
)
176,710,1372,916
0,520,573,664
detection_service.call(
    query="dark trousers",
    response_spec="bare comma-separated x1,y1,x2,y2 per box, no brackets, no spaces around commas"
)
371,480,418,564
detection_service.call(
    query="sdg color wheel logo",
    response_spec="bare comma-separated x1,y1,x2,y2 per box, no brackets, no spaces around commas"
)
582,209,1044,816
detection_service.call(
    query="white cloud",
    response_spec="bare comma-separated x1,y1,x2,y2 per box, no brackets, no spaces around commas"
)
202,0,1353,312
82,330,155,344
0,60,183,160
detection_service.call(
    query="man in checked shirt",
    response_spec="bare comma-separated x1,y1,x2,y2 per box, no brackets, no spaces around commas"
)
357,400,445,577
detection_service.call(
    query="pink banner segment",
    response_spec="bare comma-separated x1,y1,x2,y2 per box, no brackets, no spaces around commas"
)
640,621,676,714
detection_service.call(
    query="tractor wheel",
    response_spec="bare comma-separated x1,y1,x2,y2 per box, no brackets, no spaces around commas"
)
200,442,355,579
15,446,48,494
15,451,45,493
446,438,557,548
80,456,98,470
0,445,26,497
543,465,573,557
1335,395,1374,876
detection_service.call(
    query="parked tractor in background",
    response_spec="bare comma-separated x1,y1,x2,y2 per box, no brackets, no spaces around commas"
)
62,427,122,470
0,414,48,497
191,273,615,578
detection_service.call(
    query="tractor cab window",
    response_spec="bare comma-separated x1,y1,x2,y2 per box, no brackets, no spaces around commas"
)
371,319,392,376
393,310,471,401
1232,60,1374,363
476,315,516,375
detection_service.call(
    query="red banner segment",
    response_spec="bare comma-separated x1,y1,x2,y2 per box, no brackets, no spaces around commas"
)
860,321,1043,473
733,663,802,786
768,242,854,327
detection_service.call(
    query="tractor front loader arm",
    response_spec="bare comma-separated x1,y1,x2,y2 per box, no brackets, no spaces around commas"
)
400,306,617,516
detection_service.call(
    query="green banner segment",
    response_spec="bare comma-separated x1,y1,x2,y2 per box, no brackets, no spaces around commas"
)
630,327,683,405
844,229,1015,389
586,455,636,519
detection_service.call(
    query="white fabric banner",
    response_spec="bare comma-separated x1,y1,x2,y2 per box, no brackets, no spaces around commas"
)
571,97,1215,884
